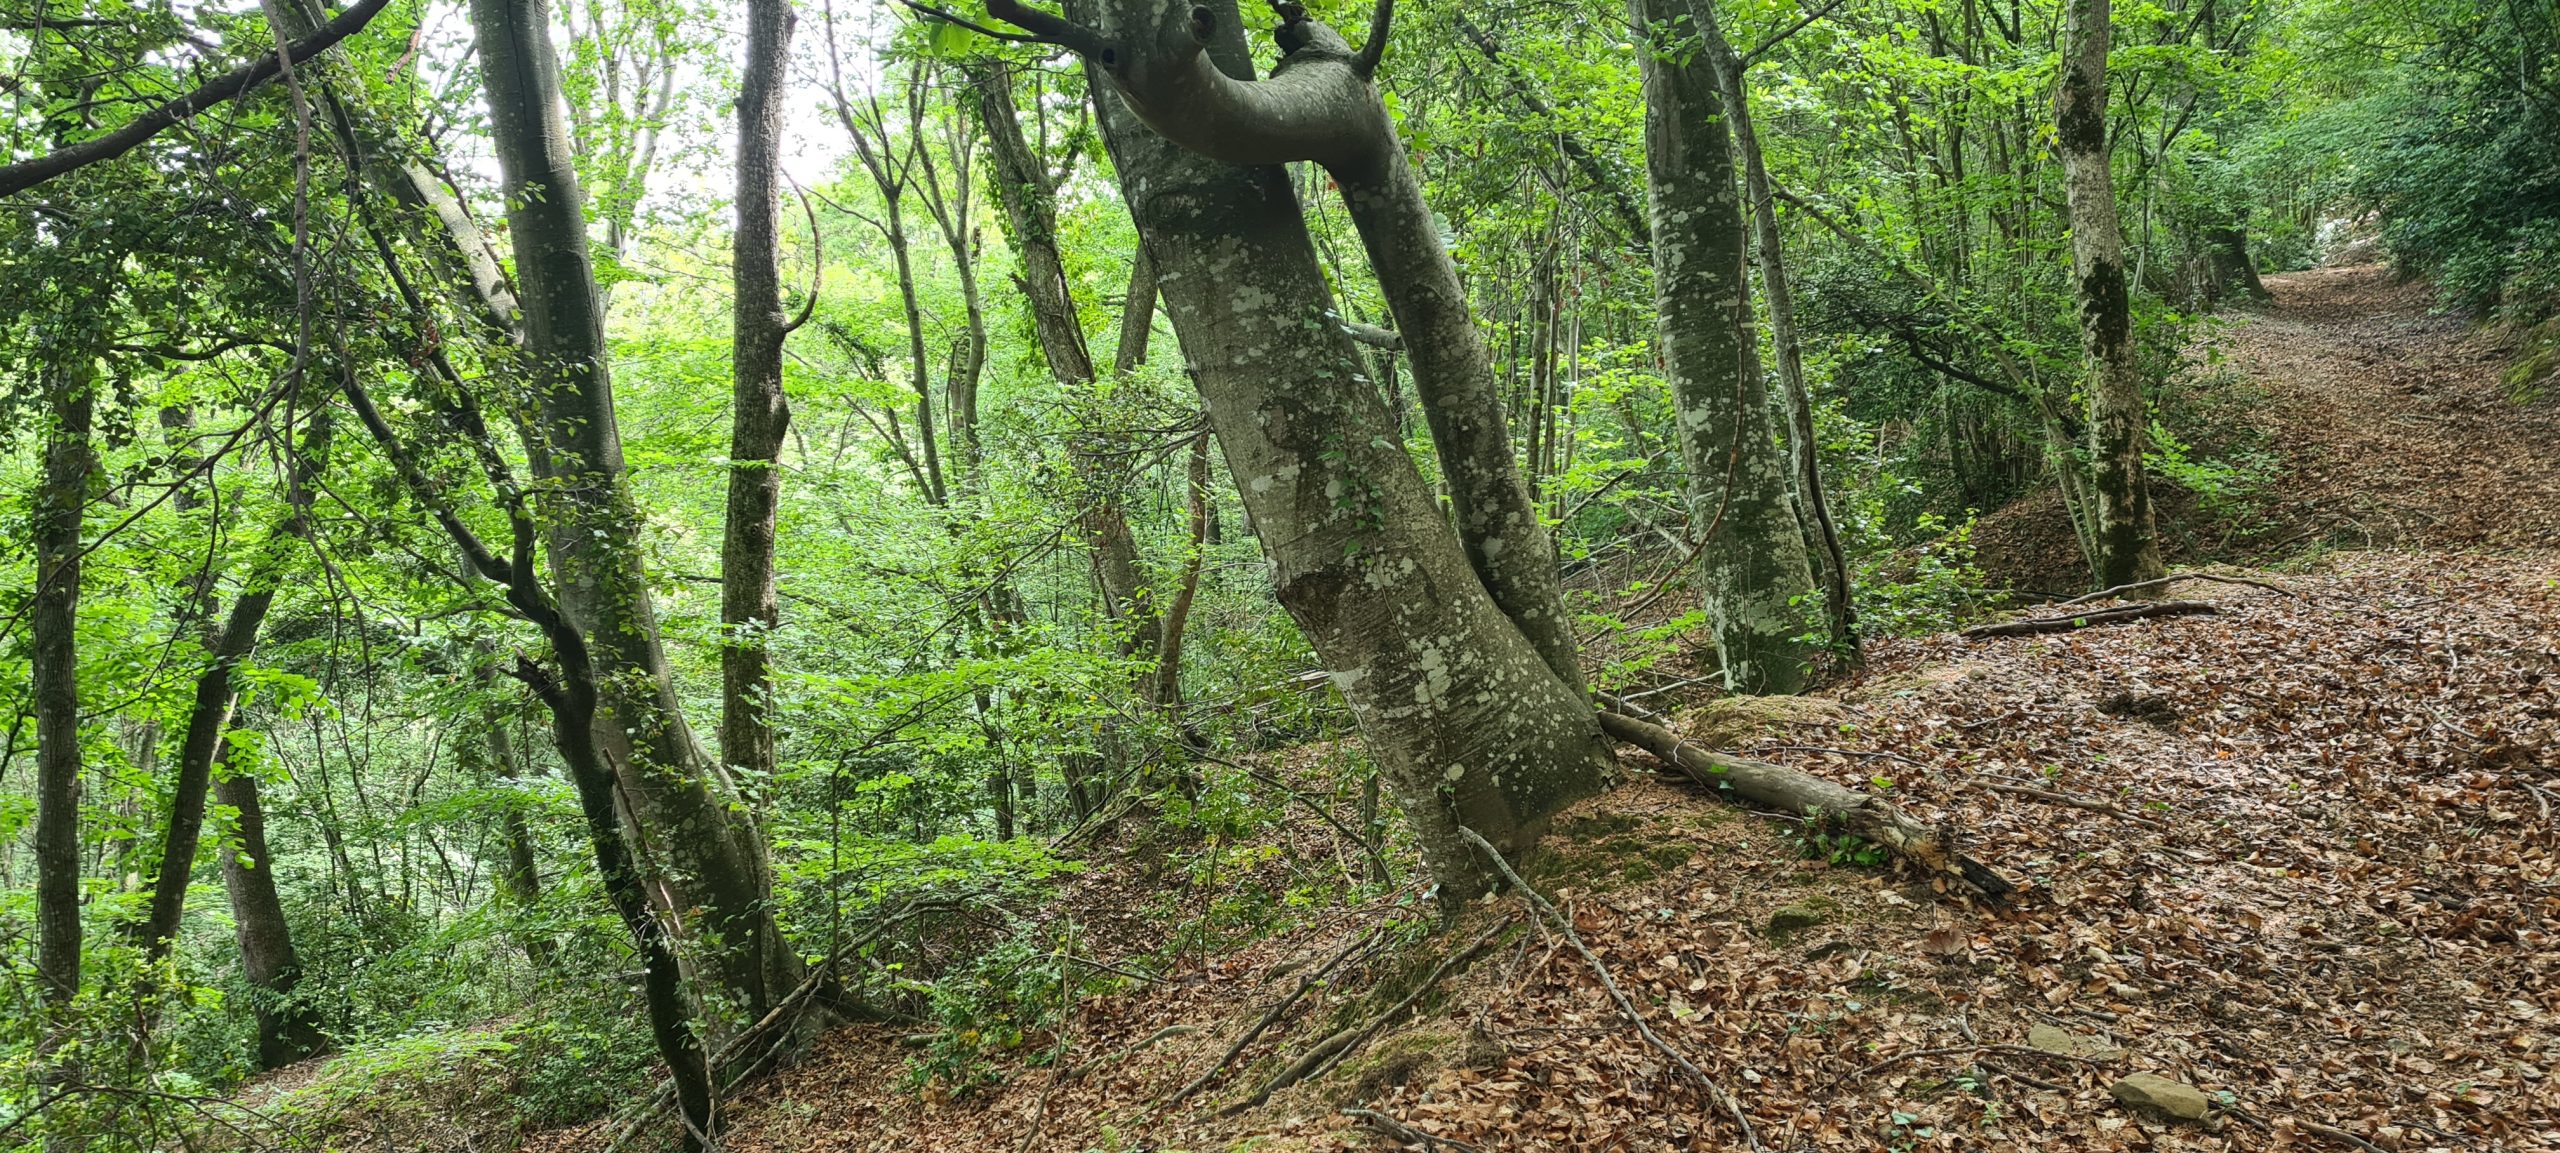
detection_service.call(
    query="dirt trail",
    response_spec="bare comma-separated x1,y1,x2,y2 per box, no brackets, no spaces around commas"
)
502,269,2560,1153
2228,263,2560,549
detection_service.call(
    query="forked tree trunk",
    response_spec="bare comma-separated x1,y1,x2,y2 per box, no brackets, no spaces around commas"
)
723,0,794,812
1004,0,1588,694
1069,0,1613,898
2057,0,2166,589
33,359,93,1014
1633,0,1818,693
468,0,797,1026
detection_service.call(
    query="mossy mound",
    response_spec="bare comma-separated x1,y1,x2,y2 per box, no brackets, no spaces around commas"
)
1671,694,1852,747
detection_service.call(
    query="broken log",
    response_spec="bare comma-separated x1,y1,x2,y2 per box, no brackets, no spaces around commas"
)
1960,600,2218,639
1593,710,2016,900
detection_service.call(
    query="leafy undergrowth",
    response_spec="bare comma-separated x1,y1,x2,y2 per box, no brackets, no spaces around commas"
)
516,551,2555,1153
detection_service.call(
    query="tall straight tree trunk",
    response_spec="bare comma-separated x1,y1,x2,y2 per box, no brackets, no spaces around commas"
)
1066,0,1613,899
467,0,797,1026
723,0,794,811
1700,2,1858,663
214,763,329,1068
2057,0,2166,589
134,408,334,963
33,359,93,1014
1634,0,1818,694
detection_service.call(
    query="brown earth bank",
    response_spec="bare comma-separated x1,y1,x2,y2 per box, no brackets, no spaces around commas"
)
494,267,2560,1153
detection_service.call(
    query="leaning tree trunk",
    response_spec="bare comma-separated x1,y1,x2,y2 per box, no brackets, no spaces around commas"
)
340,371,716,1148
2057,0,2166,590
33,359,93,1014
1064,0,1613,899
134,408,333,964
214,763,330,1069
467,0,797,1026
723,0,793,815
1702,5,1858,665
1634,0,1819,693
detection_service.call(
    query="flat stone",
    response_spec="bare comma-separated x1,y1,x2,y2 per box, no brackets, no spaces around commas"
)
2028,1023,2127,1061
2109,1072,2212,1121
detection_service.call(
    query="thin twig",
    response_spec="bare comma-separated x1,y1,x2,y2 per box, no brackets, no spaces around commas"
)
1971,780,2170,829
2053,572,2296,607
1344,1107,1483,1151
1163,926,1383,1109
1457,827,1761,1151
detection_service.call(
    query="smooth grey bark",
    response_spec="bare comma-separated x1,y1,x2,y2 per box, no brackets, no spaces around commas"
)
134,408,334,963
214,763,329,1068
1699,3,1857,663
468,0,796,1026
995,0,1588,695
1634,0,1817,694
1114,248,1157,374
1067,0,1613,899
33,360,92,1012
724,0,794,811
2057,0,2166,589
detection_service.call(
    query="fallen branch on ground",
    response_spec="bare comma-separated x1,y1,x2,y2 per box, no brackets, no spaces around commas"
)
1457,827,1763,1152
604,895,976,1149
2054,572,2296,607
1593,708,2016,900
1296,917,1515,1090
1344,1107,1483,1151
1971,780,2170,830
1960,600,2218,638
1164,926,1383,1108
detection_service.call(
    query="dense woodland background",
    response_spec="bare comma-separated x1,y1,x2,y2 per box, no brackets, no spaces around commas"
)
0,0,2554,1148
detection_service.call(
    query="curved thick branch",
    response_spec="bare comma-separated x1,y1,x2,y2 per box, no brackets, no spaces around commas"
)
0,0,396,198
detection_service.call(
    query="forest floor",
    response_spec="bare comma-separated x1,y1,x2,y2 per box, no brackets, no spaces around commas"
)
512,266,2558,1152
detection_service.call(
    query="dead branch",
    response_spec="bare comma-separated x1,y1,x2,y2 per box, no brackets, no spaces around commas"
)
1594,710,2016,899
1960,600,2218,638
1302,917,1515,1087
1457,827,1762,1152
2054,572,2295,607
1971,780,2169,830
1344,1107,1482,1151
1164,926,1382,1108
1069,1023,1198,1078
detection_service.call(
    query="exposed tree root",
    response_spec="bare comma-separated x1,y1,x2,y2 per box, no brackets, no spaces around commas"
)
1594,710,2017,900
1960,600,2218,638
